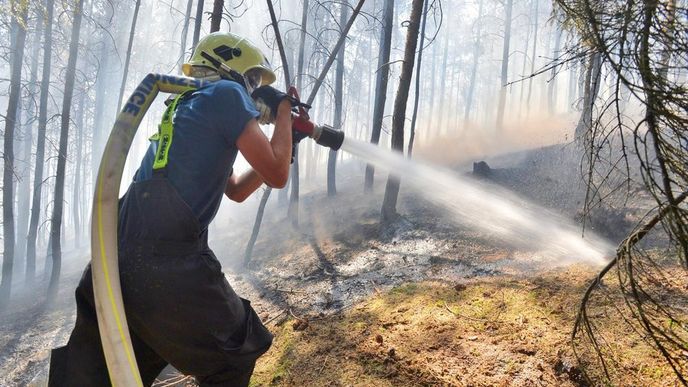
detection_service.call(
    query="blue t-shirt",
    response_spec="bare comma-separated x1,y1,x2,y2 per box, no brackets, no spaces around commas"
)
134,80,259,231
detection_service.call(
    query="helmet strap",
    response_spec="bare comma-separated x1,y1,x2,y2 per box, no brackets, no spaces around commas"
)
199,51,249,91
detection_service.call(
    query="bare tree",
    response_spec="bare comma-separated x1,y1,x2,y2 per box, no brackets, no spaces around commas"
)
178,0,195,72
380,0,424,221
328,0,349,196
287,0,310,225
364,0,393,192
26,0,55,285
554,0,688,383
1,0,29,308
192,0,204,47
464,0,484,125
116,0,141,113
15,7,44,273
495,0,514,129
210,0,223,32
48,0,84,297
408,0,430,157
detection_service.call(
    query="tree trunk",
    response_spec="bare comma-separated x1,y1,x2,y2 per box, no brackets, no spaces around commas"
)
178,0,194,73
16,11,44,276
518,10,530,119
496,0,513,129
48,0,83,298
72,90,86,248
210,0,223,32
425,38,437,139
116,0,141,113
244,0,295,264
437,33,449,133
408,0,429,157
547,24,563,115
26,0,54,285
1,0,29,308
380,0,424,222
363,0,394,192
328,1,349,196
526,0,539,116
192,0,204,47
574,53,602,141
288,0,309,224
91,29,110,185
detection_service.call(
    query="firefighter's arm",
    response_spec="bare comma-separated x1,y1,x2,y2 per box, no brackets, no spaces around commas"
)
228,99,292,200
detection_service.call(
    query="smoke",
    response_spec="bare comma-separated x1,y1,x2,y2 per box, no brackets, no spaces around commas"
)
413,112,578,166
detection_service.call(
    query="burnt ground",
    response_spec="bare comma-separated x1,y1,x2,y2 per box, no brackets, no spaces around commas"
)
0,143,679,386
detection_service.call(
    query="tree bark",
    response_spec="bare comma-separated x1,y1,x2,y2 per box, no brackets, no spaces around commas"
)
364,0,394,192
26,0,54,285
178,0,195,73
328,1,349,196
574,53,602,141
437,33,449,134
380,0,424,221
16,10,44,276
1,0,29,308
408,0,429,157
116,0,141,113
548,24,563,115
72,90,86,248
244,0,295,264
526,0,539,116
48,0,83,297
496,0,514,129
192,0,204,47
288,0,309,224
210,0,223,32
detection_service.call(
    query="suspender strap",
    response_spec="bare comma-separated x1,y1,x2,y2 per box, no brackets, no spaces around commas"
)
151,91,191,171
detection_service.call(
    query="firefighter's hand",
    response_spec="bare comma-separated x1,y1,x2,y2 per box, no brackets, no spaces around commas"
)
251,86,291,124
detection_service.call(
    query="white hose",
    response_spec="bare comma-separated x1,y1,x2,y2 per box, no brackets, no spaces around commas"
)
91,74,208,386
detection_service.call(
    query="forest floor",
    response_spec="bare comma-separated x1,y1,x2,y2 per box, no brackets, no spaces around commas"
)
0,142,680,386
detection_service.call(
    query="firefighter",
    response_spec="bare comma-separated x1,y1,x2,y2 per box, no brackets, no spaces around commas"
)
49,32,293,386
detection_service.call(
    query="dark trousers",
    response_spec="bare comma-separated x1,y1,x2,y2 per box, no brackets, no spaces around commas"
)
49,177,272,386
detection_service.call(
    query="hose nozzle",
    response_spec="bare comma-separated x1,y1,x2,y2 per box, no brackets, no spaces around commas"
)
312,124,344,151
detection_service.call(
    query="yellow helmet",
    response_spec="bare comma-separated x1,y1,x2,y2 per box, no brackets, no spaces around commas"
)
183,32,276,87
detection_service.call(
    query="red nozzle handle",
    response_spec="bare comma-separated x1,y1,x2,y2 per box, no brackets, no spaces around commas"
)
288,86,315,136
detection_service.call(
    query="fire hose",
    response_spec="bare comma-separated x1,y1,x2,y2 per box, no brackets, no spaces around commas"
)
92,73,341,385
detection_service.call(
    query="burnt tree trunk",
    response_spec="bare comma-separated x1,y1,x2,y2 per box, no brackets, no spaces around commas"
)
574,53,602,141
465,0,483,124
407,0,429,157
288,0,309,225
16,10,44,274
364,0,394,192
192,0,204,47
48,0,83,297
1,0,29,308
178,0,194,72
26,0,54,285
72,90,86,248
116,0,141,113
328,0,349,196
526,0,539,116
210,0,223,32
496,0,513,129
547,24,563,115
380,0,424,221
